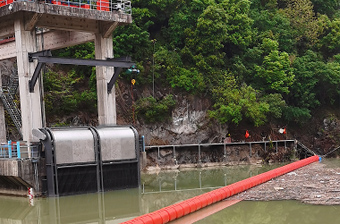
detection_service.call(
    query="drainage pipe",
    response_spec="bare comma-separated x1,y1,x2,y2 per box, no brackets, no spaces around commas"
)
123,155,320,224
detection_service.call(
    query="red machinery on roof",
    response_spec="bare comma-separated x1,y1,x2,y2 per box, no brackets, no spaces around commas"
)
0,0,128,12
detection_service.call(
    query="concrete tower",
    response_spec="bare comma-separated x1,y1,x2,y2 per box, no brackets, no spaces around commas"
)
0,1,132,142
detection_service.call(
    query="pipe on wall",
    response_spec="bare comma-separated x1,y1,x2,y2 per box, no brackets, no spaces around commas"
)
123,155,320,224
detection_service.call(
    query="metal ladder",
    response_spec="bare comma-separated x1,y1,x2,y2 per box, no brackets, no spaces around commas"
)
0,69,22,137
8,68,19,95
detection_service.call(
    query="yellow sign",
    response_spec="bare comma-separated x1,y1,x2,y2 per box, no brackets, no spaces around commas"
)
131,79,136,85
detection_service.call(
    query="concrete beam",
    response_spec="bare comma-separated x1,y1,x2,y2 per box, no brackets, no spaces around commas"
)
37,15,99,33
36,30,95,51
101,21,119,38
0,30,95,61
24,13,43,31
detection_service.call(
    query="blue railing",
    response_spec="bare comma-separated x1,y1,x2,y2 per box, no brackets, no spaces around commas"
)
0,141,39,159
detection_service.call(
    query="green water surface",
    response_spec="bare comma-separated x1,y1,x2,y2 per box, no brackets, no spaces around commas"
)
0,159,338,223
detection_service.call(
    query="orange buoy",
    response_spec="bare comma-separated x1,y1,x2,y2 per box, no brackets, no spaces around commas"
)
123,155,320,224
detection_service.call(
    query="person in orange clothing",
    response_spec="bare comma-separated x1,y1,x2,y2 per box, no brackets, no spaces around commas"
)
245,130,250,139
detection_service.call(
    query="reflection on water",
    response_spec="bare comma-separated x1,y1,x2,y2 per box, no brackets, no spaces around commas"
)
196,200,340,224
323,157,340,168
142,164,279,194
140,164,280,213
0,189,142,224
0,164,276,223
0,160,338,223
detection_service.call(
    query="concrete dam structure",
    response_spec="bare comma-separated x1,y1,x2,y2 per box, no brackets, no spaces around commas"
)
0,1,141,197
1,126,140,197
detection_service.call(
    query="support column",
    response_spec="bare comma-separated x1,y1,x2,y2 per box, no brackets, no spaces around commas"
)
14,18,43,142
95,34,116,125
0,70,6,143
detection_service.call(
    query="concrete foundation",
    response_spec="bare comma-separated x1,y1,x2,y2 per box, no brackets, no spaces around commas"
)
0,158,45,196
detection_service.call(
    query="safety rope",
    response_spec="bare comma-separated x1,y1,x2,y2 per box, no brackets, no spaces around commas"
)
321,146,340,158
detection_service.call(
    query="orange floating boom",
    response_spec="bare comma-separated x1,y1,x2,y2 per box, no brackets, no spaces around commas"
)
123,155,320,224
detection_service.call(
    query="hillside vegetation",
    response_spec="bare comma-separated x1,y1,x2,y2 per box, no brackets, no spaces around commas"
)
44,0,340,151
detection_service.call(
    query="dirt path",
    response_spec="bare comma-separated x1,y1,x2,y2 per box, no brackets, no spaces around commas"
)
230,162,340,205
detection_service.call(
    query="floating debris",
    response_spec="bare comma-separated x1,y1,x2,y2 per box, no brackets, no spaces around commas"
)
274,187,284,191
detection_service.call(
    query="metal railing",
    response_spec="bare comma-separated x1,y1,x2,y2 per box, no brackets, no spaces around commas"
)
0,141,39,159
145,140,296,164
0,0,13,8
0,0,132,14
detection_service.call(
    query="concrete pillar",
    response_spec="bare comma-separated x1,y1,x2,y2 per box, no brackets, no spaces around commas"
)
95,34,116,125
14,18,43,142
0,70,6,143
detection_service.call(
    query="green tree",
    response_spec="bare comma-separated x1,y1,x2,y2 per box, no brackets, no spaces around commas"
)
209,74,270,126
289,50,320,109
153,47,205,93
135,95,176,123
189,3,228,55
310,0,340,18
281,0,326,48
260,93,286,120
249,2,295,53
113,23,151,61
320,18,340,58
221,0,254,49
167,0,214,48
290,50,340,108
254,39,294,94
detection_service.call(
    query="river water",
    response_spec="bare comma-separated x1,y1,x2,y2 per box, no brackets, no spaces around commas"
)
0,160,339,223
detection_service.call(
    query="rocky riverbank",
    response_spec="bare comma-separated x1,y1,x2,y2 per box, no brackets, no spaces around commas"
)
230,160,340,205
